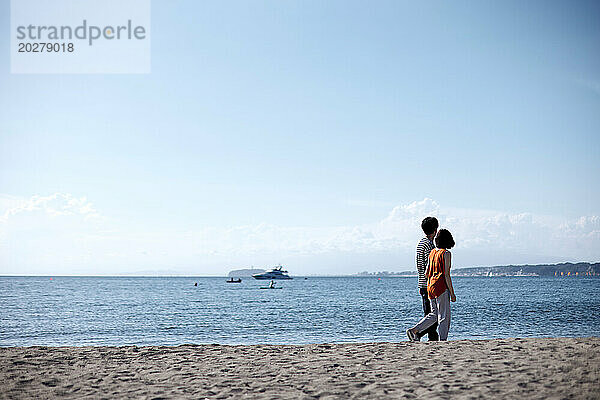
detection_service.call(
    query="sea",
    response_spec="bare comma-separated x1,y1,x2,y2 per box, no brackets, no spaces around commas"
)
1,276,599,347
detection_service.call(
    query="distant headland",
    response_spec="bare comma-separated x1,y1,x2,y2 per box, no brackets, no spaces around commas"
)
356,262,600,277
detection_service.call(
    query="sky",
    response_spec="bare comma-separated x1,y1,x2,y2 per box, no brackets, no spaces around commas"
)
1,0,599,275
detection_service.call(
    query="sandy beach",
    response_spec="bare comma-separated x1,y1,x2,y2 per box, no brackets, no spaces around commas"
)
1,337,598,399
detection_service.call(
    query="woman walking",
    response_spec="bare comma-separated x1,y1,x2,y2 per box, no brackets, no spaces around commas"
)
407,229,456,341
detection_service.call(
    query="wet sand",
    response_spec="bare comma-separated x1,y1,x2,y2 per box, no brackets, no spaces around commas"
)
1,337,598,399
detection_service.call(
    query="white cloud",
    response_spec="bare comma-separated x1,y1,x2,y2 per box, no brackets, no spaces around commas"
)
0,193,105,274
0,194,598,275
0,193,101,222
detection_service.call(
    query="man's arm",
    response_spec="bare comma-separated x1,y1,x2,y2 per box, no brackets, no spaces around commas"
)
416,242,427,289
444,251,456,302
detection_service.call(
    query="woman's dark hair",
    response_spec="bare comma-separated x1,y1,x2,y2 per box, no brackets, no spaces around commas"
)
435,229,455,249
421,217,439,235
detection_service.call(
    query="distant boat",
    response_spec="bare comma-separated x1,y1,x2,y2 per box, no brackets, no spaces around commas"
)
226,278,242,283
514,269,539,277
252,265,292,280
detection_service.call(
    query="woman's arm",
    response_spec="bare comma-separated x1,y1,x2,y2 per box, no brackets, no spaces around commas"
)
444,251,456,302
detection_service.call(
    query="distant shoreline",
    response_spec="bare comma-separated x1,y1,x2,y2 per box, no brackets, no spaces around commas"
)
357,262,600,277
1,275,599,278
1,262,599,278
1,274,599,278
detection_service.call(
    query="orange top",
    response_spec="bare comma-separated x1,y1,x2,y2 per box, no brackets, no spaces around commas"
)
427,248,448,299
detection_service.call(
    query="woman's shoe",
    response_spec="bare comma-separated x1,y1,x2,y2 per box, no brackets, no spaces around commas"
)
406,329,420,342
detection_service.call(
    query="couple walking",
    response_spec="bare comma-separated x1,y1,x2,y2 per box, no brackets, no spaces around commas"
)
406,217,456,341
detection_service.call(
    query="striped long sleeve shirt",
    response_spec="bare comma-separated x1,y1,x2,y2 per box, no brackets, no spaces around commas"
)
416,237,435,289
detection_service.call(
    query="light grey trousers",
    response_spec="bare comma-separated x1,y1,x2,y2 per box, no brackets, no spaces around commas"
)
413,289,451,341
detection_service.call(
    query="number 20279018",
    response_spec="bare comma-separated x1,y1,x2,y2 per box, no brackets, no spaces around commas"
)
18,42,74,52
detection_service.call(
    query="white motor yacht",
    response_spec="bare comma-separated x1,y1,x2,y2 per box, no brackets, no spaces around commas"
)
252,265,293,280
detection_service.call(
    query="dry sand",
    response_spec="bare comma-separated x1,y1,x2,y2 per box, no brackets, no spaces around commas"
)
1,338,599,399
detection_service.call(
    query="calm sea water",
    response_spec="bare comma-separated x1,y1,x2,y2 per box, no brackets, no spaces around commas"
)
1,276,599,346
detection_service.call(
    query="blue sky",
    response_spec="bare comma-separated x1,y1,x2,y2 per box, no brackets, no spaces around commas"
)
1,1,599,275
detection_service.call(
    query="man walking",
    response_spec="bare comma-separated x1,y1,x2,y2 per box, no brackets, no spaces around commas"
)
414,216,439,341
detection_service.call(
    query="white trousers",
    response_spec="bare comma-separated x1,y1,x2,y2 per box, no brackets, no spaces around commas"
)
413,290,451,341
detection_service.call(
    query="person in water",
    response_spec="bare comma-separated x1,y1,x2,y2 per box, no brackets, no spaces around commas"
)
414,216,439,341
269,280,275,289
407,229,456,341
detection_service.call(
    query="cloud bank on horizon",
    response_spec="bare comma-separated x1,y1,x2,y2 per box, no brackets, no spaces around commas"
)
1,193,598,276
